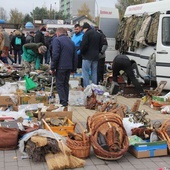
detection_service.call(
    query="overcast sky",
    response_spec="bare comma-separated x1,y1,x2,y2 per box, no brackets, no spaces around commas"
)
0,0,116,17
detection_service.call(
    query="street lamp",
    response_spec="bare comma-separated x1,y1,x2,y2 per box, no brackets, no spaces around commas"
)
95,0,99,18
54,2,56,20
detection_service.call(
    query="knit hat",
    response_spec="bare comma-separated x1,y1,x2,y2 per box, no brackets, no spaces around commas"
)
40,27,46,32
30,31,35,34
82,22,91,29
39,45,47,54
49,30,55,35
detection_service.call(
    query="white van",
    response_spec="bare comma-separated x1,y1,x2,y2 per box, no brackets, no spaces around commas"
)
117,0,170,90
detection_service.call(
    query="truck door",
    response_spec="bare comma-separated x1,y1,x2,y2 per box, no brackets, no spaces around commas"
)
156,14,170,90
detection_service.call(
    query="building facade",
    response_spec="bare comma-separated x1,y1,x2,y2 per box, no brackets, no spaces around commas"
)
60,0,95,19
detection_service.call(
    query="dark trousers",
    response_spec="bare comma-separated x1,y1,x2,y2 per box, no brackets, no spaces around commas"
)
112,56,144,94
14,50,22,64
97,57,105,84
77,55,82,68
39,54,44,64
55,69,71,106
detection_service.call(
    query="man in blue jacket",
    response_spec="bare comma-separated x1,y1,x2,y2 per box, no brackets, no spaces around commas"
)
71,24,84,68
50,27,78,110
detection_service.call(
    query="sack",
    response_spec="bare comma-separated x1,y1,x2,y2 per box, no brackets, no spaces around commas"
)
0,127,19,150
15,37,21,45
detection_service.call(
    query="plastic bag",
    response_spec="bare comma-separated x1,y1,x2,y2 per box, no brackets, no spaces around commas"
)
123,115,144,136
24,75,37,91
128,135,145,146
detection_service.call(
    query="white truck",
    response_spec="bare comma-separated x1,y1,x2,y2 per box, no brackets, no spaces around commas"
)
117,0,170,90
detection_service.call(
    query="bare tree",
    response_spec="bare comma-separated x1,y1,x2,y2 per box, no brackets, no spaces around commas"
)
78,3,92,20
0,7,8,21
9,8,24,24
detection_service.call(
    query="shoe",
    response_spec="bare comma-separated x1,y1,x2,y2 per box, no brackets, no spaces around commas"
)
63,106,68,111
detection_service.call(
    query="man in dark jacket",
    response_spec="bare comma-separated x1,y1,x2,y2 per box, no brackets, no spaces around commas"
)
111,54,144,95
49,30,56,61
44,31,51,64
11,30,24,64
80,22,103,88
34,26,46,64
95,27,108,84
25,31,35,44
50,27,77,110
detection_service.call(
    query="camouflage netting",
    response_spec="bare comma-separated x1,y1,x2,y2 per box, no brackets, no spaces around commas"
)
115,12,160,53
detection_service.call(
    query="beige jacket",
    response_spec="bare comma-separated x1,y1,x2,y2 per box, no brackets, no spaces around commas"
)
0,31,4,51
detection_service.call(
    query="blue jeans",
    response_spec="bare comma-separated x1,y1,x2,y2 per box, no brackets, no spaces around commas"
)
82,60,98,88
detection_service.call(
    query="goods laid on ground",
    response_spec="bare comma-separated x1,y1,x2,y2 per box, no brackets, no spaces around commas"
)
156,118,170,152
87,112,129,160
66,123,91,159
25,136,60,162
0,63,169,168
43,119,85,170
0,127,19,150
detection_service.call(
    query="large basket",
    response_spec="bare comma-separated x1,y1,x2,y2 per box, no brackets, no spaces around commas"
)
88,113,129,160
66,123,91,159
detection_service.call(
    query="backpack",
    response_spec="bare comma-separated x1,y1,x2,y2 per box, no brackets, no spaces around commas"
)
15,37,21,45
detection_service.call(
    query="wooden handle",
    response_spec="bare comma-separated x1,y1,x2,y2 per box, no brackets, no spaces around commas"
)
42,118,61,142
42,118,71,154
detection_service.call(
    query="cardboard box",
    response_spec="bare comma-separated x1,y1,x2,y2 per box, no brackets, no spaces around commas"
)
19,95,48,105
38,111,72,121
129,140,167,158
0,96,18,107
44,118,75,136
152,96,170,106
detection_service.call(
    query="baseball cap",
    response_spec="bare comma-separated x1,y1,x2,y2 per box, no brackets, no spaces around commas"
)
49,30,55,35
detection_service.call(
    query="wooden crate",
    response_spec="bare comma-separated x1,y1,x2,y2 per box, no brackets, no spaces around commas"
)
44,118,75,136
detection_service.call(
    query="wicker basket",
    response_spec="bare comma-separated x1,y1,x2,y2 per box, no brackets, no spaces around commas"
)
66,123,91,159
88,113,129,160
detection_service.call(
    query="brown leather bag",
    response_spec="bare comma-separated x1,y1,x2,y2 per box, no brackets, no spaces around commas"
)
0,127,19,150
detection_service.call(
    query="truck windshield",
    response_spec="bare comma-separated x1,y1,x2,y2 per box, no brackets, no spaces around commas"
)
162,17,170,46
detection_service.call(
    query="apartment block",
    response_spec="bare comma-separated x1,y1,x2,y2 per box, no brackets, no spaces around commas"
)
60,0,95,19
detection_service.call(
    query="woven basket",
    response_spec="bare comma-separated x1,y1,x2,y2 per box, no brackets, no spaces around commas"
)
66,123,91,159
88,113,129,160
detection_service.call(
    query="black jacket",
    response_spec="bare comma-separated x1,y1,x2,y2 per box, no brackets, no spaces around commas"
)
11,35,24,51
80,28,103,61
34,30,44,44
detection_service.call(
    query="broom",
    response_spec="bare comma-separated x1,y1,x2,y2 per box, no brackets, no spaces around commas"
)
42,119,85,169
42,119,70,154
